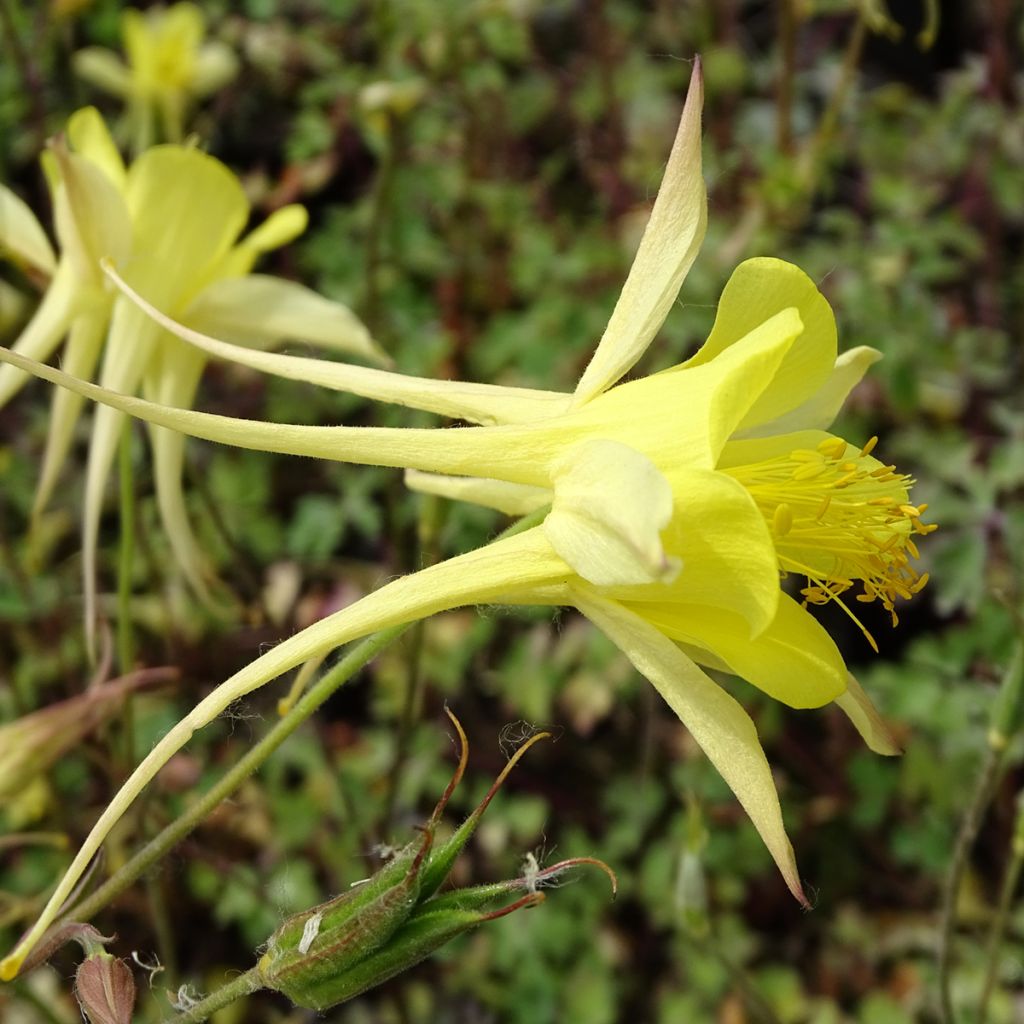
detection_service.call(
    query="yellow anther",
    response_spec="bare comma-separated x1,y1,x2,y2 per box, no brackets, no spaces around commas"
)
867,496,895,506
817,437,847,460
772,503,793,538
816,495,831,519
905,538,920,559
911,572,930,593
790,449,819,463
861,436,879,457
900,504,921,518
841,461,858,473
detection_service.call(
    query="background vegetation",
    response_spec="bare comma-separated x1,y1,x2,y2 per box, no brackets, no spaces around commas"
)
1,1,1022,1021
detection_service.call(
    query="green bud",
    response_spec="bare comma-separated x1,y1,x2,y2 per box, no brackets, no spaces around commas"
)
259,710,615,1011
989,642,1024,750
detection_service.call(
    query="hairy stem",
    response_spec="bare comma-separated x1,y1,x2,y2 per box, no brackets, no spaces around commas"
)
163,965,264,1024
62,626,410,928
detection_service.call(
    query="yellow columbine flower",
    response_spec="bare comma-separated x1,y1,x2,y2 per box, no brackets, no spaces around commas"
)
0,61,933,977
72,2,238,149
0,107,386,650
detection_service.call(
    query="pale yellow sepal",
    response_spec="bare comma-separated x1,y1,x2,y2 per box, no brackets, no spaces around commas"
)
217,205,309,278
52,149,132,285
33,305,108,517
104,260,574,426
67,106,126,189
573,589,807,906
835,673,901,755
73,47,132,98
184,275,387,364
604,467,779,639
545,440,678,587
0,264,79,406
739,346,882,438
685,257,836,430
405,470,551,515
628,592,846,709
573,58,706,405
0,526,569,981
0,185,56,275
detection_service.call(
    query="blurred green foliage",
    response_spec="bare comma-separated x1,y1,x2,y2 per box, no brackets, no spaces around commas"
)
1,1,1023,1022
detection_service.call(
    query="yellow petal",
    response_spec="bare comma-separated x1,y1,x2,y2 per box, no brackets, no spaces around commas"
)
0,264,78,407
405,470,551,515
685,257,836,430
738,346,882,439
577,306,803,473
185,274,388,365
573,590,807,905
217,205,308,278
52,148,132,284
72,48,132,99
106,260,572,425
35,368,593,495
544,440,678,586
143,343,216,601
67,106,126,189
0,526,568,979
835,673,901,755
123,147,248,305
573,58,706,404
602,467,779,638
0,184,57,275
33,305,109,517
626,592,847,708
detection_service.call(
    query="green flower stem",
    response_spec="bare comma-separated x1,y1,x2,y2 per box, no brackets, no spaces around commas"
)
164,965,264,1024
118,422,137,763
937,743,1004,1024
61,625,411,930
977,809,1024,1022
61,509,548,936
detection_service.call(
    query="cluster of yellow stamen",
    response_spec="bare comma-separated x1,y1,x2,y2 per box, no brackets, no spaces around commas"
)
726,436,936,652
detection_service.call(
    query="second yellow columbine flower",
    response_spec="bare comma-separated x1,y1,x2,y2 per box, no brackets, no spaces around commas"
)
0,108,386,650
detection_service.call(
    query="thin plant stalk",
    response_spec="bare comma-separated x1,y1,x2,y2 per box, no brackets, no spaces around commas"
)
60,510,546,934
799,9,868,195
937,744,1004,1024
117,422,137,767
61,624,411,930
977,802,1024,1023
163,965,264,1024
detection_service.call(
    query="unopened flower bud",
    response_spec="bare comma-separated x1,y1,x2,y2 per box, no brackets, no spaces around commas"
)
74,952,136,1024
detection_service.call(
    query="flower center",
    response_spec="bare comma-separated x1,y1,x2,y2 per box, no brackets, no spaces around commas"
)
724,435,936,651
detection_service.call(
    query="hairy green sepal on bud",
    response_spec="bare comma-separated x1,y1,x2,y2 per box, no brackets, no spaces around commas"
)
257,710,615,1011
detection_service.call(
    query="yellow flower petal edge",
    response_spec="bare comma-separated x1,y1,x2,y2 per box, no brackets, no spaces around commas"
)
573,57,706,405
0,185,57,275
104,262,572,426
544,439,679,587
572,589,807,905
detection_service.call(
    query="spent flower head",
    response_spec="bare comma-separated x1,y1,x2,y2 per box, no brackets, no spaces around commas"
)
258,710,614,1011
0,59,935,977
0,107,386,651
73,2,238,150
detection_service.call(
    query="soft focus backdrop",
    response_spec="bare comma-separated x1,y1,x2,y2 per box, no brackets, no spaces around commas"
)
1,1,1022,1022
